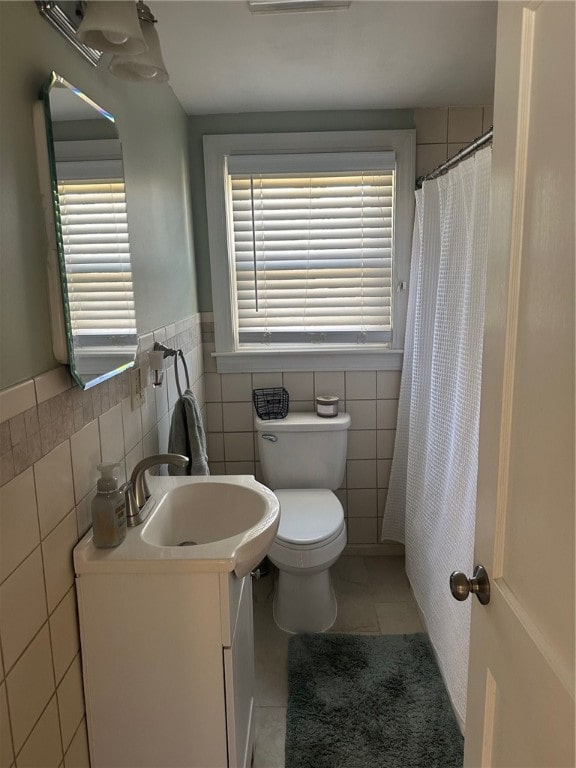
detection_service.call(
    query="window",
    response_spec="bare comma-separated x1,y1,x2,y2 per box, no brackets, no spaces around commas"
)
204,131,415,372
54,137,137,376
57,178,136,343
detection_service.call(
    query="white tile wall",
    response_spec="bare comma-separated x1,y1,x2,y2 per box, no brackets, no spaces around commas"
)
70,421,101,504
0,470,40,582
347,430,377,460
314,370,345,401
0,550,47,671
415,105,493,178
121,396,143,454
6,625,54,752
345,371,377,400
99,403,124,464
447,106,484,143
202,362,401,547
57,655,84,750
0,314,203,765
64,718,90,767
34,367,73,405
34,441,75,539
16,695,63,768
0,683,13,767
282,372,314,402
0,381,36,424
223,402,254,432
221,373,252,402
42,511,77,613
49,588,79,684
347,400,377,430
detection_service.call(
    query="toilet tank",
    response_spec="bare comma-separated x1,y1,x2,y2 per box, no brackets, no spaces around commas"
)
255,412,351,490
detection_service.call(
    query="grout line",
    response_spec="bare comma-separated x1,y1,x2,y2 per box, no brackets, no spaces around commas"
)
0,653,17,767
0,535,42,588
12,692,62,765
62,715,87,764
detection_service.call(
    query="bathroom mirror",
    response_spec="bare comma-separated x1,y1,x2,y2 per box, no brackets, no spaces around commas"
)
40,72,138,389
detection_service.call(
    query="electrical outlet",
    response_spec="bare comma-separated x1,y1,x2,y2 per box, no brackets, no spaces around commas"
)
130,366,146,411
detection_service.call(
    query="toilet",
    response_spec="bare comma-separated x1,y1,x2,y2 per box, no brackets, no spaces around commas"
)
255,411,351,633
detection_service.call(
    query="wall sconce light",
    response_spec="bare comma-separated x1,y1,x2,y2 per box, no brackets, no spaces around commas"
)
36,2,103,66
36,1,168,82
108,2,169,83
76,1,147,55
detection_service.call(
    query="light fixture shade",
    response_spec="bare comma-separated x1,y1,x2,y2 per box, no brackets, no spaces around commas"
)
77,1,147,55
108,18,169,83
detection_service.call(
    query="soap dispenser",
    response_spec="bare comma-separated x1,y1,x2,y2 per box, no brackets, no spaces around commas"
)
91,463,127,548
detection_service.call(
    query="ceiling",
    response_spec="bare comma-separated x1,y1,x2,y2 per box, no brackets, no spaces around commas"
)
150,0,498,116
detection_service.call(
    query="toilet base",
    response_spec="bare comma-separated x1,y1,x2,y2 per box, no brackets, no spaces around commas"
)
272,567,337,634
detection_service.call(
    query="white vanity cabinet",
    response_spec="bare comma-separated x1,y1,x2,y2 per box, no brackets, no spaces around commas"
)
76,567,255,767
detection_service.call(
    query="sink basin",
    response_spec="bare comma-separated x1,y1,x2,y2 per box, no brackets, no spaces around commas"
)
142,482,271,548
73,475,280,578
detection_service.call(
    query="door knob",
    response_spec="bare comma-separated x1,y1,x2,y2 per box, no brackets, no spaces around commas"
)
450,564,491,605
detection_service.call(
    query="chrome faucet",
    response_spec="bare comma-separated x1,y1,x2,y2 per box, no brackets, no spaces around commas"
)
125,453,188,527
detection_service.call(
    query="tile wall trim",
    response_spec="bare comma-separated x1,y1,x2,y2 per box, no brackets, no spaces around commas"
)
34,367,73,405
0,381,36,424
0,314,201,489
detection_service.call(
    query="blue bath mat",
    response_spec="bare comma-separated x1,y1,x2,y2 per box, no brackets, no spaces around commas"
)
286,632,464,768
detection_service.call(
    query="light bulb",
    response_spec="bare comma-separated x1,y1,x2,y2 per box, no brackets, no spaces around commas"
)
103,31,130,45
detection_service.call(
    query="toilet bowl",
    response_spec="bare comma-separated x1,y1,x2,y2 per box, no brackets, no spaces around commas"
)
268,489,346,632
255,412,351,633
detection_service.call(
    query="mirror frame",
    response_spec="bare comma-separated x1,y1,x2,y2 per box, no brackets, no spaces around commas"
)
38,72,138,389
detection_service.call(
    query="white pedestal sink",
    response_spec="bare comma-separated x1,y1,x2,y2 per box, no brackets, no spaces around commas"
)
74,474,280,578
74,475,280,767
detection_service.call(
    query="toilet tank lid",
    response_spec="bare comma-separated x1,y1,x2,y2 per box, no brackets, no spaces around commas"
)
255,412,350,432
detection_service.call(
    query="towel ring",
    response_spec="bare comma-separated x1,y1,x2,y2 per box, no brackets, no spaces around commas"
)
152,342,191,399
174,350,191,398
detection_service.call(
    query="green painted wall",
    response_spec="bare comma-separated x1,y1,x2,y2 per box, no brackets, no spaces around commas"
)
188,109,414,311
0,2,198,390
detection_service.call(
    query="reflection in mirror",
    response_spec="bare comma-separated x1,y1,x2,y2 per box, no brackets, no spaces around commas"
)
40,72,138,389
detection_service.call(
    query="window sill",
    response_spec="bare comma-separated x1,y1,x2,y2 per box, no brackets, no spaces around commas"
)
212,346,403,373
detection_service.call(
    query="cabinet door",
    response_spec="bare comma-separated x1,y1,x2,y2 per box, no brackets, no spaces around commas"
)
223,576,255,768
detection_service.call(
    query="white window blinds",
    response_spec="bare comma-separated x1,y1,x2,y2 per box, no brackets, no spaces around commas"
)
56,178,136,341
227,152,395,346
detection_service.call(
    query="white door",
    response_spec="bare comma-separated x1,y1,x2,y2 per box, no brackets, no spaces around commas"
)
462,2,575,766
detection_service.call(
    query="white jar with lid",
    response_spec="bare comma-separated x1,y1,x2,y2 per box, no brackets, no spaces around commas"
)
316,395,339,418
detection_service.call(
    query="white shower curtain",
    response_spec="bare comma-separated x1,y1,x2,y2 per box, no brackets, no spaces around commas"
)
382,147,492,726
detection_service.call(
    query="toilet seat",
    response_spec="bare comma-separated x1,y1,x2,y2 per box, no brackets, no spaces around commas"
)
268,489,347,573
273,523,345,552
268,524,347,572
274,489,344,546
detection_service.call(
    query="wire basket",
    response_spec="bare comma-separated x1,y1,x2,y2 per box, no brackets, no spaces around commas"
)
252,387,289,420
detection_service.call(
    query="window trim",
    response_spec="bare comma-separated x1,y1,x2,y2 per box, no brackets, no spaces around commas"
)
204,130,415,372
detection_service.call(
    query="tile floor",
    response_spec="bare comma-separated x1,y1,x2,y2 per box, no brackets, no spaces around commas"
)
251,555,424,767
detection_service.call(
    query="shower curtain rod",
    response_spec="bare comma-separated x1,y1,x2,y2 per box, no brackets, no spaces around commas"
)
416,127,493,188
